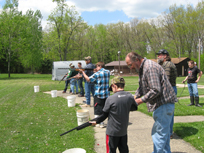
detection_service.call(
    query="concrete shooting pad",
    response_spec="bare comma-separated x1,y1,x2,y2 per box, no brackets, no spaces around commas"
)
44,90,204,153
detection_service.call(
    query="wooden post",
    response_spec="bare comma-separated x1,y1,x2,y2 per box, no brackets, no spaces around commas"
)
199,39,201,69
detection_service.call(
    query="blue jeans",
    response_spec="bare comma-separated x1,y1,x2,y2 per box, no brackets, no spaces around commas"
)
152,103,175,153
187,83,199,97
78,79,84,96
70,79,78,94
170,86,177,136
85,82,95,105
64,79,70,92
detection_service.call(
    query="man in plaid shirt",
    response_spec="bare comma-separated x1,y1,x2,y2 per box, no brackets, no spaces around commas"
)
80,61,110,128
126,52,177,153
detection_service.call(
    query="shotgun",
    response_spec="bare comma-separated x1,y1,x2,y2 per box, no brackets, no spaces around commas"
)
59,73,68,84
60,118,97,136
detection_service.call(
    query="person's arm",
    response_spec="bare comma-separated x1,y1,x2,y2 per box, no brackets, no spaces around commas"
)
80,70,90,82
134,86,143,99
196,71,202,83
182,76,188,83
67,70,73,78
72,73,81,79
135,98,143,106
89,112,109,126
130,97,138,111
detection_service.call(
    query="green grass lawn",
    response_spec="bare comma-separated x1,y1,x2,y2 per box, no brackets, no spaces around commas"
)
0,74,95,153
0,74,204,153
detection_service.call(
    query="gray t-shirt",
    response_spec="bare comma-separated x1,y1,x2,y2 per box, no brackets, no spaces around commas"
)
103,91,137,136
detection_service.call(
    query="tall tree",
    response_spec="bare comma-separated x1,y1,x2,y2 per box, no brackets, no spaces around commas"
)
47,0,85,61
19,9,43,74
0,0,21,77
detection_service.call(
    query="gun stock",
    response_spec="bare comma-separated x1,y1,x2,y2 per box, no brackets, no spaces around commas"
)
59,73,68,84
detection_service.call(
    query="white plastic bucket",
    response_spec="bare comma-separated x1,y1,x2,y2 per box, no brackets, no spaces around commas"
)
51,90,57,98
62,148,86,153
76,109,89,126
67,96,76,107
34,86,39,92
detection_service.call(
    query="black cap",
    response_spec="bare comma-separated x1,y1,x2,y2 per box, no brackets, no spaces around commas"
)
156,49,169,56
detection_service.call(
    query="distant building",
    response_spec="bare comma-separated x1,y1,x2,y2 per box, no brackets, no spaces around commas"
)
52,60,86,80
105,57,190,76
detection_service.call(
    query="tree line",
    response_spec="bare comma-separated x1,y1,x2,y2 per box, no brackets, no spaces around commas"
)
1,0,204,77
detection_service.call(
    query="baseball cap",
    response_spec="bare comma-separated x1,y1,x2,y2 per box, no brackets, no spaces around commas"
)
156,49,169,56
109,76,125,91
70,64,75,67
85,56,91,60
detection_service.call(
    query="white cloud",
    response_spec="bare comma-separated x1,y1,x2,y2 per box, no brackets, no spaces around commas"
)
13,0,202,28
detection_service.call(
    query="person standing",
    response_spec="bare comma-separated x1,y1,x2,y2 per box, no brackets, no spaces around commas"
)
83,56,95,106
77,62,84,97
126,52,177,153
90,76,138,153
80,61,110,128
194,62,197,68
157,49,177,139
67,64,78,94
62,63,73,93
182,60,202,107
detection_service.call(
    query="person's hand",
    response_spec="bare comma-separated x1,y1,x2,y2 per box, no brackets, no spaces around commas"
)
182,80,185,83
135,98,143,105
195,79,199,83
89,121,96,126
79,69,84,73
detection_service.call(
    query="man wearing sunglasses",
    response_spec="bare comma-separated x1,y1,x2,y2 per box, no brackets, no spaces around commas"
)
82,56,95,107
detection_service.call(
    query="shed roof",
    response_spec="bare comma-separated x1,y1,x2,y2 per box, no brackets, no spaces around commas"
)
53,60,86,69
105,57,189,66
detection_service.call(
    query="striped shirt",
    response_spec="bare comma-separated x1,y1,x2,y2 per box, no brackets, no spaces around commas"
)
135,58,177,112
89,68,110,99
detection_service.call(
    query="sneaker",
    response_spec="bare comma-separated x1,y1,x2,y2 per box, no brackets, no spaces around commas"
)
78,94,84,97
62,91,66,93
100,122,105,128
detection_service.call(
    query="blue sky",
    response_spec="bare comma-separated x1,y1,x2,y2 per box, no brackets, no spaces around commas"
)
0,0,201,28
81,10,131,25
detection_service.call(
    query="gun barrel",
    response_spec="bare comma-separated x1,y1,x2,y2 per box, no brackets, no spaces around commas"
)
60,118,97,136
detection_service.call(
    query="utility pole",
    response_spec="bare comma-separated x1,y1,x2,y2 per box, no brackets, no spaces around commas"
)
118,51,121,76
199,38,201,69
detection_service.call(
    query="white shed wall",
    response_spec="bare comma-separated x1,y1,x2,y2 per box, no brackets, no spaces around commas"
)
52,60,86,81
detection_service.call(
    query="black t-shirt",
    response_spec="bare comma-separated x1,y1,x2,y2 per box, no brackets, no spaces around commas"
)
187,66,200,83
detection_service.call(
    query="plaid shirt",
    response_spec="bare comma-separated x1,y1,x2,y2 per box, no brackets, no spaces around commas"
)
135,58,177,112
89,68,110,99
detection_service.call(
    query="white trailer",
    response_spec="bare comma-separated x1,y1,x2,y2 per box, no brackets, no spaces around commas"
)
52,60,86,80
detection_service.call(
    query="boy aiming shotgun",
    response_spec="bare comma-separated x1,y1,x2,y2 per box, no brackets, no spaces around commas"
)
61,76,137,153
